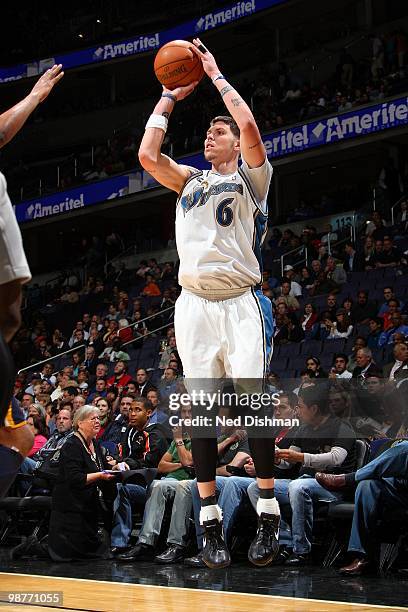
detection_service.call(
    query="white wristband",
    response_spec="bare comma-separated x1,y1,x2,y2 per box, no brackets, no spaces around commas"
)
145,114,168,132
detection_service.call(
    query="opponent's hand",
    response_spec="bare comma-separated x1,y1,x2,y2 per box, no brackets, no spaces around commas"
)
163,81,198,102
191,38,220,80
30,64,64,103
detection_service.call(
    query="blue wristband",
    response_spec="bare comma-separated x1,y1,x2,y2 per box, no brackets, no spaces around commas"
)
212,74,225,83
161,93,177,103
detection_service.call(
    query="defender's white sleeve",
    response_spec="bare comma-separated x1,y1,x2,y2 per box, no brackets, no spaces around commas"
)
0,172,31,285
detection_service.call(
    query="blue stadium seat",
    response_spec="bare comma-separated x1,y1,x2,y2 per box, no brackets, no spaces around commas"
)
278,343,300,358
322,339,346,354
300,340,323,355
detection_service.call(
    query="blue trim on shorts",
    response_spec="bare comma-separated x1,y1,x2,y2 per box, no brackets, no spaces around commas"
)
253,288,274,372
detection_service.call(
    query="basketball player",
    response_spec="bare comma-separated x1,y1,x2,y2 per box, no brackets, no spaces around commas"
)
0,64,64,498
138,39,278,568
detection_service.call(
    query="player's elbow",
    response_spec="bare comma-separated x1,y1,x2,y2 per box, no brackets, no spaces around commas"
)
138,148,157,172
0,425,34,458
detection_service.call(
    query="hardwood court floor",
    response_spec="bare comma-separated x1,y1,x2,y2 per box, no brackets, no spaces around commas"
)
0,571,407,612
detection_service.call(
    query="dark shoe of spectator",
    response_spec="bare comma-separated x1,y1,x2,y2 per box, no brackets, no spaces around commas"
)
111,546,132,556
154,544,185,564
248,512,280,567
284,552,312,566
115,543,154,562
184,551,206,568
202,519,231,569
339,557,370,576
272,546,291,565
315,472,348,491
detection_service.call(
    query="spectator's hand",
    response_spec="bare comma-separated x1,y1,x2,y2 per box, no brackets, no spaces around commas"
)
328,369,337,379
30,64,64,103
106,456,117,467
99,472,115,481
277,449,303,463
244,458,256,476
234,428,247,442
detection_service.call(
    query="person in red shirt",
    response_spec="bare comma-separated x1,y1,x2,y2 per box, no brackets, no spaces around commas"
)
141,274,161,297
107,360,132,391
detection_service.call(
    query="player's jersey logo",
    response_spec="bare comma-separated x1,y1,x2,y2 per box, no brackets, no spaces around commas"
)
180,181,243,216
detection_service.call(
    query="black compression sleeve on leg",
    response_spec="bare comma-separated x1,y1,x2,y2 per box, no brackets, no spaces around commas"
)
0,332,15,427
248,437,276,479
191,437,218,483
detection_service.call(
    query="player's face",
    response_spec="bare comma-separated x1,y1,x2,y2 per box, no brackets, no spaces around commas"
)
204,122,239,163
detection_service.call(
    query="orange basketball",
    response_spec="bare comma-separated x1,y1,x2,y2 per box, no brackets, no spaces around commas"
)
154,40,204,90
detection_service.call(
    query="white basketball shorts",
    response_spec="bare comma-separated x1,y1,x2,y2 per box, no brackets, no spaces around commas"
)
174,288,274,380
0,172,31,286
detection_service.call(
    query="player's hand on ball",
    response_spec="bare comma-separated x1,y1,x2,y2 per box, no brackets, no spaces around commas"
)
192,38,220,79
31,64,64,103
163,81,198,102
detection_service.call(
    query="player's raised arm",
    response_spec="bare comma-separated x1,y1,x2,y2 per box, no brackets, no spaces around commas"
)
0,64,64,148
138,83,198,193
192,39,266,169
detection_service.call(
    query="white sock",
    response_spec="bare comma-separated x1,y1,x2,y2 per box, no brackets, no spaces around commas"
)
256,496,280,517
199,504,222,525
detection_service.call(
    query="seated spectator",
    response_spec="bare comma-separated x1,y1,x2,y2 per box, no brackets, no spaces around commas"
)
383,342,408,382
118,319,133,344
305,356,327,379
299,266,314,291
158,368,179,402
159,335,177,371
366,211,388,241
347,337,368,373
83,346,98,375
300,303,318,332
352,348,379,386
282,266,302,296
328,382,353,420
134,368,156,397
141,274,161,297
309,270,338,296
320,223,338,246
380,299,401,331
95,397,113,440
99,394,131,445
315,438,408,575
367,240,384,268
341,297,354,324
327,309,353,339
309,260,322,284
378,287,404,316
362,236,375,270
343,241,365,274
378,312,408,347
107,360,132,390
248,384,356,566
351,291,378,324
116,407,194,563
146,389,171,437
110,397,170,554
274,281,300,311
367,318,383,349
328,354,353,380
47,406,117,562
88,378,107,403
376,236,401,268
27,414,48,458
100,337,130,363
326,257,347,286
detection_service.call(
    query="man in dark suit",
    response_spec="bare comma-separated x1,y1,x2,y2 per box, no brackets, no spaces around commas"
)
352,348,379,387
343,242,365,274
383,342,408,382
134,368,156,397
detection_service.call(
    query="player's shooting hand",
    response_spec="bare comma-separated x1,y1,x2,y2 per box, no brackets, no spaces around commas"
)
30,64,64,103
163,82,198,102
191,38,220,79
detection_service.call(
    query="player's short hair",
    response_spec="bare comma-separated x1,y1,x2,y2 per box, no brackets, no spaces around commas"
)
210,116,240,139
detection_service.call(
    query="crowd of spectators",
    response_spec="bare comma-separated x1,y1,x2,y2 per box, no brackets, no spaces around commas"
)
3,199,408,570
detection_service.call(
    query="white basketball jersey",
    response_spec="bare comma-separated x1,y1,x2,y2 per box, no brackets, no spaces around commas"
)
175,158,272,292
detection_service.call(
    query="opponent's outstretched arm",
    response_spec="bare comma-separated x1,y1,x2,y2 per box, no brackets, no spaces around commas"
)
138,82,198,193
0,64,64,148
192,39,266,169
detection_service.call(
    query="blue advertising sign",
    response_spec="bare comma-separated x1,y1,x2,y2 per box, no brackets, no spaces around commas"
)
15,96,408,224
15,174,131,223
0,0,287,83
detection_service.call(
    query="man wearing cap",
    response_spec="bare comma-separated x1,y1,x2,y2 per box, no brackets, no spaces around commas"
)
282,266,302,297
